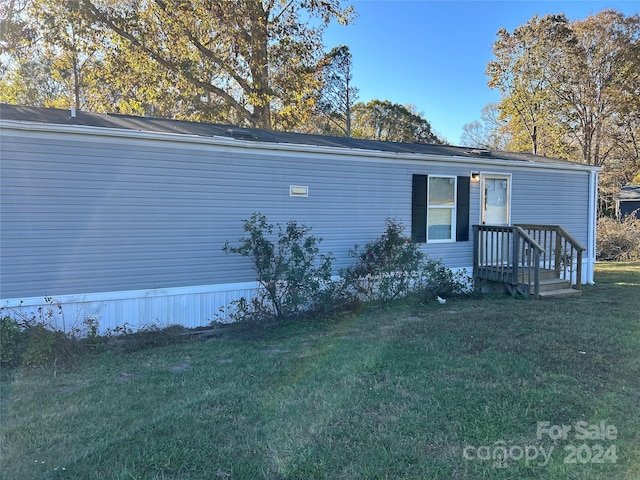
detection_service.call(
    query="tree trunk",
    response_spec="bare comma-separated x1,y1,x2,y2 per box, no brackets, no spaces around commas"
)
249,2,271,129
72,53,81,109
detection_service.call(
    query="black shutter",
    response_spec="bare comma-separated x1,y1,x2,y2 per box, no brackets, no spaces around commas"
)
456,176,470,241
412,174,427,243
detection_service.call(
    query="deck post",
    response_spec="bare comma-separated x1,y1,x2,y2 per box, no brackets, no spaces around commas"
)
554,229,562,278
575,249,583,290
533,249,541,298
512,228,520,288
472,225,479,280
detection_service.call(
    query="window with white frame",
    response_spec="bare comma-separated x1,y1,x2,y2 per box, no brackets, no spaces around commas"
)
427,176,456,241
412,174,469,243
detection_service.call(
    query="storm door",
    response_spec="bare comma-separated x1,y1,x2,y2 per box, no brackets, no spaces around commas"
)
480,174,511,265
481,174,511,226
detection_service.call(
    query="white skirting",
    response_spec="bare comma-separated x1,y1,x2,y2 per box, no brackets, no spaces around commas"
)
0,261,593,335
1,282,260,334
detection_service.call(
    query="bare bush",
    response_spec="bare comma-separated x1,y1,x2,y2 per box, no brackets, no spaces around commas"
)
597,213,640,261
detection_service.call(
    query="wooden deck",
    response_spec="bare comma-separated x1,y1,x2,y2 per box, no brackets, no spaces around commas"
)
473,225,585,299
476,266,581,298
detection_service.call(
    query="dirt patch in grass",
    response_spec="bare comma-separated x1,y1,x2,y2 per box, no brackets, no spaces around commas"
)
114,372,137,383
260,348,290,355
168,363,191,373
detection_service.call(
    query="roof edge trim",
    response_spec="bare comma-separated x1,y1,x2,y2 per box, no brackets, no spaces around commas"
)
0,118,602,173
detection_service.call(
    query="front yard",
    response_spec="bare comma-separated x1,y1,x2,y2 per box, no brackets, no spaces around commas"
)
1,262,639,479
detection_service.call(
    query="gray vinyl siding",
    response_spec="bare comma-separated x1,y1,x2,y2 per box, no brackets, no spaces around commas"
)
0,129,452,298
1,125,591,300
510,169,591,247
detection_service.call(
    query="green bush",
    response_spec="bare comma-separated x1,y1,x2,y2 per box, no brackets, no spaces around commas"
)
223,212,335,321
597,214,640,261
422,263,469,300
0,315,79,370
22,324,77,368
341,218,470,302
0,316,26,368
342,218,427,302
222,215,471,322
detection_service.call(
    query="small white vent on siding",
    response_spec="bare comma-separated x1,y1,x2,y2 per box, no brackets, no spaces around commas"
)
290,185,309,197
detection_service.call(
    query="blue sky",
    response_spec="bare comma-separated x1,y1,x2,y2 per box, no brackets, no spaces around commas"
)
322,0,639,144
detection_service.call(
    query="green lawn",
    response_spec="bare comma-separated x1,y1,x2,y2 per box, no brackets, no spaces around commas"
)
1,262,639,479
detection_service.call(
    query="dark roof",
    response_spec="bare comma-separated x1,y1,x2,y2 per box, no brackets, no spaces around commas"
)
616,185,640,201
1,103,579,166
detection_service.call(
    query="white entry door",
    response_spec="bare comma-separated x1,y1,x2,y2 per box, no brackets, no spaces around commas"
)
481,174,511,225
480,174,511,265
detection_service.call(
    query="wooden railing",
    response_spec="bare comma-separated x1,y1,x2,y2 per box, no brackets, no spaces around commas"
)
473,225,544,297
515,224,585,291
473,225,585,298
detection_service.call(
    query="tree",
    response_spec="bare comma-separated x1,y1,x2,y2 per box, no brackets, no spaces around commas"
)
0,0,35,79
0,0,104,109
460,102,510,150
81,36,222,120
76,0,354,129
351,100,443,144
38,1,105,109
314,45,358,137
487,10,640,168
1,1,355,129
487,9,640,218
486,14,575,155
551,10,640,167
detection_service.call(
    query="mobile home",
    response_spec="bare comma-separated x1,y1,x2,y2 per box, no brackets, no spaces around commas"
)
0,104,599,332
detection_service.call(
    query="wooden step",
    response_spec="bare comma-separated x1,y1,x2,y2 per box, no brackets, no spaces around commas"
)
538,288,582,299
538,269,559,281
517,268,558,282
537,278,572,292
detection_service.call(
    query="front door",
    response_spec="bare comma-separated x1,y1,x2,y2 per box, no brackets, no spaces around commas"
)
481,174,511,225
480,174,511,265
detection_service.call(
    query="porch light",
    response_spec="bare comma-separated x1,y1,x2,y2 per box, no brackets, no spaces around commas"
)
471,172,480,182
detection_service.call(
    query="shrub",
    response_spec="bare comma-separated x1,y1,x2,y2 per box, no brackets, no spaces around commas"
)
81,316,105,353
221,215,471,323
1,301,99,370
422,264,469,299
21,325,78,368
342,218,470,302
0,316,26,368
597,214,640,261
223,213,335,321
342,218,427,302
